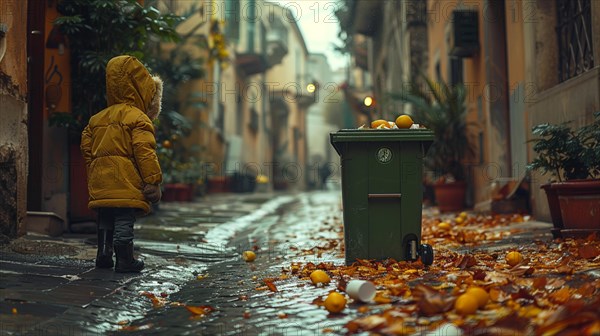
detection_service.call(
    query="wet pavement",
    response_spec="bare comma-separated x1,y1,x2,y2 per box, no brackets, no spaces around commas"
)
0,190,558,335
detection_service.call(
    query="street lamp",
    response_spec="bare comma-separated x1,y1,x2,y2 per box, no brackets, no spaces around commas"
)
364,96,373,107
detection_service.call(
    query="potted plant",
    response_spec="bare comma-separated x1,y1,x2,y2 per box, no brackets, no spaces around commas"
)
527,111,600,238
390,77,475,212
157,139,206,202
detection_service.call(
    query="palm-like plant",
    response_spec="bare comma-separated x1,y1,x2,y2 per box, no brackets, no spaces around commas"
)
527,111,600,182
389,76,475,181
50,0,181,136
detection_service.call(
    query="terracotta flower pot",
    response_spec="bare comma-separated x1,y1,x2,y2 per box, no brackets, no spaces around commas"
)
541,183,563,238
207,176,231,194
175,183,194,202
162,184,178,202
162,183,194,202
434,181,466,212
552,179,600,238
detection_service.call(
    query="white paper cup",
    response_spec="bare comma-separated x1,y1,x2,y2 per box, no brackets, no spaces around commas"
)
346,280,376,302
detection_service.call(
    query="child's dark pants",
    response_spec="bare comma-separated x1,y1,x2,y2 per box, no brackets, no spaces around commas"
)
96,207,144,272
97,207,137,245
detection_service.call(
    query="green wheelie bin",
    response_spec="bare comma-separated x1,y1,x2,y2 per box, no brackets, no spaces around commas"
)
330,129,434,266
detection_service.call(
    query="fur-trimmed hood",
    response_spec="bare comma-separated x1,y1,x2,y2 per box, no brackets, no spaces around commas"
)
106,55,162,119
147,76,163,120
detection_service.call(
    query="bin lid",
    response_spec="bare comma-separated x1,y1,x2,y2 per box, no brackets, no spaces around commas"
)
330,129,434,156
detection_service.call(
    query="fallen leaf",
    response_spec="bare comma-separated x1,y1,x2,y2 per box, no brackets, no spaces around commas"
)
509,266,535,277
185,305,214,316
455,254,478,269
140,291,168,308
472,269,487,281
345,315,387,332
548,287,571,304
532,277,547,290
510,288,535,302
578,245,600,259
471,313,531,335
489,287,510,303
575,283,596,297
381,321,415,335
545,278,566,290
412,284,454,316
373,291,392,304
264,279,278,292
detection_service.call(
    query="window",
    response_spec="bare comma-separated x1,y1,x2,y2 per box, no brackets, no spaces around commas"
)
449,57,463,86
247,0,256,52
556,0,594,82
224,0,240,41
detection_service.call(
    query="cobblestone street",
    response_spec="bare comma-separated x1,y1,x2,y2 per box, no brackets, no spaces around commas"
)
4,190,599,335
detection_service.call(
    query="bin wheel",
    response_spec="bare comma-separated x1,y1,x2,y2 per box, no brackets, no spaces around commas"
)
419,244,434,266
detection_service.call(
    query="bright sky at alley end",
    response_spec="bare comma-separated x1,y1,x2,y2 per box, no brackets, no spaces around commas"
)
273,0,349,71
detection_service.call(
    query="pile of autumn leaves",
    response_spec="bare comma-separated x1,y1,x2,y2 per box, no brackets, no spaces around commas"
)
133,210,600,335
287,212,600,335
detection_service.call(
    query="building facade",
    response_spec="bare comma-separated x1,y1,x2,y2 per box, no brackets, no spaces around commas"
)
171,0,314,191
428,0,599,216
350,0,599,220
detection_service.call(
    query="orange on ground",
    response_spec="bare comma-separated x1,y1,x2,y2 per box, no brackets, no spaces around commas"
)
466,287,489,308
437,222,451,231
323,292,347,313
242,251,256,262
310,270,330,284
395,115,414,129
505,251,524,267
454,293,479,315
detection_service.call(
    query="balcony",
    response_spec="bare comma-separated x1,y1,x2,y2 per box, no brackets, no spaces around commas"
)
352,0,383,36
266,19,288,67
235,53,269,76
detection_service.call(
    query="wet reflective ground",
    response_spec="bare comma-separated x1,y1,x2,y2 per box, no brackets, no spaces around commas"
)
121,192,350,335
0,194,265,332
4,191,587,335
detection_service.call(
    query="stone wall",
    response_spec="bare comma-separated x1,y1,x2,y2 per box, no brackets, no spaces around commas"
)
0,0,29,240
525,0,600,221
0,145,16,243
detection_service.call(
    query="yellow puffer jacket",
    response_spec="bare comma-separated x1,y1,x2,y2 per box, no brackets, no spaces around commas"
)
80,55,163,214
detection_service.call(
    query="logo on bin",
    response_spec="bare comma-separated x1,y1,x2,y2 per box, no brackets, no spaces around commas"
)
376,147,393,164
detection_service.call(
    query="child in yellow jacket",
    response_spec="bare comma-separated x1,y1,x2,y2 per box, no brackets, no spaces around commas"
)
81,55,163,273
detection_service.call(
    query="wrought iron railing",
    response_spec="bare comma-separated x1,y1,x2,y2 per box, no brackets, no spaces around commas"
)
556,0,594,82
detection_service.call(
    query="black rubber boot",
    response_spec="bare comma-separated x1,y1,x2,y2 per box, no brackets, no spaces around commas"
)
95,229,114,268
114,243,144,273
